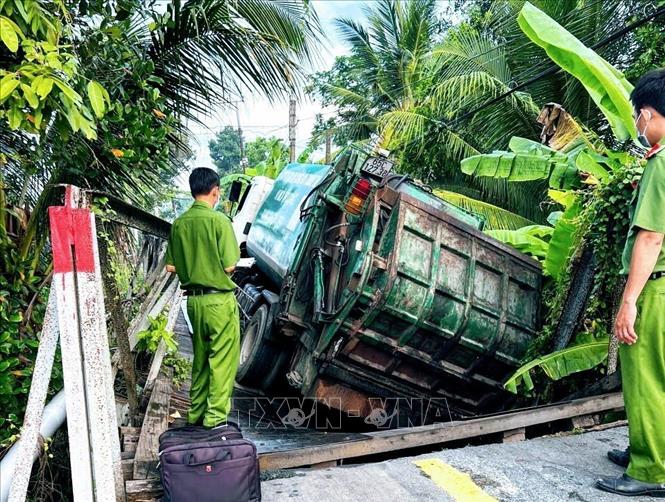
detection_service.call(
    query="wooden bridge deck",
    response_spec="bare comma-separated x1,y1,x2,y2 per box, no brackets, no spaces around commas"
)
122,303,625,501
123,306,370,501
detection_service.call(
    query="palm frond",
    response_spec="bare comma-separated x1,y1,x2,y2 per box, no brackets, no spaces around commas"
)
433,189,536,230
150,0,321,122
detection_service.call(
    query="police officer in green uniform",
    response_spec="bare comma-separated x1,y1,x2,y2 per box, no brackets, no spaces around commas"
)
597,69,665,497
166,167,240,427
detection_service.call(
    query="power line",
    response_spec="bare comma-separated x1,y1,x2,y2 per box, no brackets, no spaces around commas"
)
445,5,665,129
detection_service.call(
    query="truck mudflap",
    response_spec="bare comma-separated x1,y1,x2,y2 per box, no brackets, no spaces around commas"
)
314,187,542,417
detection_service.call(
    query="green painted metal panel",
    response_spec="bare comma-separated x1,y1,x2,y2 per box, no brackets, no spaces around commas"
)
246,163,332,285
316,187,542,415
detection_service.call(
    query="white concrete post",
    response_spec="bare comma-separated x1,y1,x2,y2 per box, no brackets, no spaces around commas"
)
47,185,124,501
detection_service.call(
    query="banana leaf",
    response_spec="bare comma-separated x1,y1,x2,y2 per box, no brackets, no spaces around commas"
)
462,151,554,181
485,228,549,260
547,189,576,210
575,150,610,183
508,136,561,158
549,161,581,190
518,2,636,142
519,224,554,239
544,201,581,279
504,337,609,394
461,150,579,189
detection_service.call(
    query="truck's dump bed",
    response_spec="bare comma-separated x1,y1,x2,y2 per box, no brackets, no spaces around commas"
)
317,187,542,416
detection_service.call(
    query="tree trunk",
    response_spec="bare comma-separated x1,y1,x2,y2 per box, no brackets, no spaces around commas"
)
552,245,597,350
607,276,627,374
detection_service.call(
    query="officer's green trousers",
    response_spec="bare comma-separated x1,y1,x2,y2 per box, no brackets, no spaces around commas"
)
186,291,240,427
620,277,665,483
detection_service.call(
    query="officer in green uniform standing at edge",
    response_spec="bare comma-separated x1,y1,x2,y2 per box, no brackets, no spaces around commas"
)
596,69,665,497
165,167,241,428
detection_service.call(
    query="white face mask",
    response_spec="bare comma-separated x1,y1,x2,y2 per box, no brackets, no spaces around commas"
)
636,109,652,148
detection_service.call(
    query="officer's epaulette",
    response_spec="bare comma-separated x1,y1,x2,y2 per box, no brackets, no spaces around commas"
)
646,143,664,159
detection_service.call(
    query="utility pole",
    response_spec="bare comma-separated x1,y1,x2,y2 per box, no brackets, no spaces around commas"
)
325,130,332,164
235,106,245,160
288,96,296,162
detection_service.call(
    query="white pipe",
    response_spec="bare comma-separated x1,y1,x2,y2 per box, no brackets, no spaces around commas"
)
0,391,66,502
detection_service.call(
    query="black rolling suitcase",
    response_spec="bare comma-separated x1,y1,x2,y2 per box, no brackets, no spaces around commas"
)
158,422,261,502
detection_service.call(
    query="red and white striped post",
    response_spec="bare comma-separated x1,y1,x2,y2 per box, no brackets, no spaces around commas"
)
47,185,124,501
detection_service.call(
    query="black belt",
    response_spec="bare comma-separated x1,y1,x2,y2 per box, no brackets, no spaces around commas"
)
184,288,231,296
649,271,665,281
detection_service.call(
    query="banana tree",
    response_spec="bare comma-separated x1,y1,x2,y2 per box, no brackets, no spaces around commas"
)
245,138,289,179
467,2,644,392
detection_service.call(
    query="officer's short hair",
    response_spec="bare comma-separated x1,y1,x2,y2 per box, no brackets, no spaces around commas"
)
631,68,665,116
189,167,220,197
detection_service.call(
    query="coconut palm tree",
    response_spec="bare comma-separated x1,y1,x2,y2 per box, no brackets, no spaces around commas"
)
311,0,660,223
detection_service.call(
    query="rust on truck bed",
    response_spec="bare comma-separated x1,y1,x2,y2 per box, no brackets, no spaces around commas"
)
310,186,542,417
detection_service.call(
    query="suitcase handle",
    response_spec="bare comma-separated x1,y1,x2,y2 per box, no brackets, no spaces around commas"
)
185,450,232,466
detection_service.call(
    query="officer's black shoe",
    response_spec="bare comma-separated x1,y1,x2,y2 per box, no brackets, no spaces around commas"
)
596,473,665,497
608,447,630,468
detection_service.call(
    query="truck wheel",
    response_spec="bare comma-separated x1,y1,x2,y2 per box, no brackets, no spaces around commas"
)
236,304,283,389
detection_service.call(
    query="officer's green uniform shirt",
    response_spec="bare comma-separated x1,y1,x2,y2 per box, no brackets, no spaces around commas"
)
621,149,665,274
166,201,240,290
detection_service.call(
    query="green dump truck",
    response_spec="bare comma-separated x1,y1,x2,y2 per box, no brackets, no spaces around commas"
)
234,147,542,420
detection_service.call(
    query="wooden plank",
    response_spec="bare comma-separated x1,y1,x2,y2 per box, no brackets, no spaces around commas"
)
258,392,623,470
125,478,162,502
141,289,183,407
502,427,525,443
133,369,172,480
122,459,134,481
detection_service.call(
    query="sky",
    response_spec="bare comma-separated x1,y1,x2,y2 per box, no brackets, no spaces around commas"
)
178,1,369,188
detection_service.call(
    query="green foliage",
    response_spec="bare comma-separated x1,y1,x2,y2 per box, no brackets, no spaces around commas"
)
245,136,288,170
577,163,641,319
245,137,289,179
0,413,20,449
135,314,177,355
624,18,665,82
461,136,586,191
209,126,242,175
504,335,610,394
164,353,192,390
486,225,552,260
517,2,636,142
0,1,109,139
0,228,61,446
433,189,536,230
544,201,581,280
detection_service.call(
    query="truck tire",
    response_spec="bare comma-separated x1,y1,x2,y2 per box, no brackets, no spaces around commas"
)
236,304,284,389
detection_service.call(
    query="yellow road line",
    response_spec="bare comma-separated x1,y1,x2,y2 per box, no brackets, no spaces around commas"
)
414,458,498,502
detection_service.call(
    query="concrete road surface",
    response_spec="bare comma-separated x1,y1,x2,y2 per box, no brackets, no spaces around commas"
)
262,426,658,501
